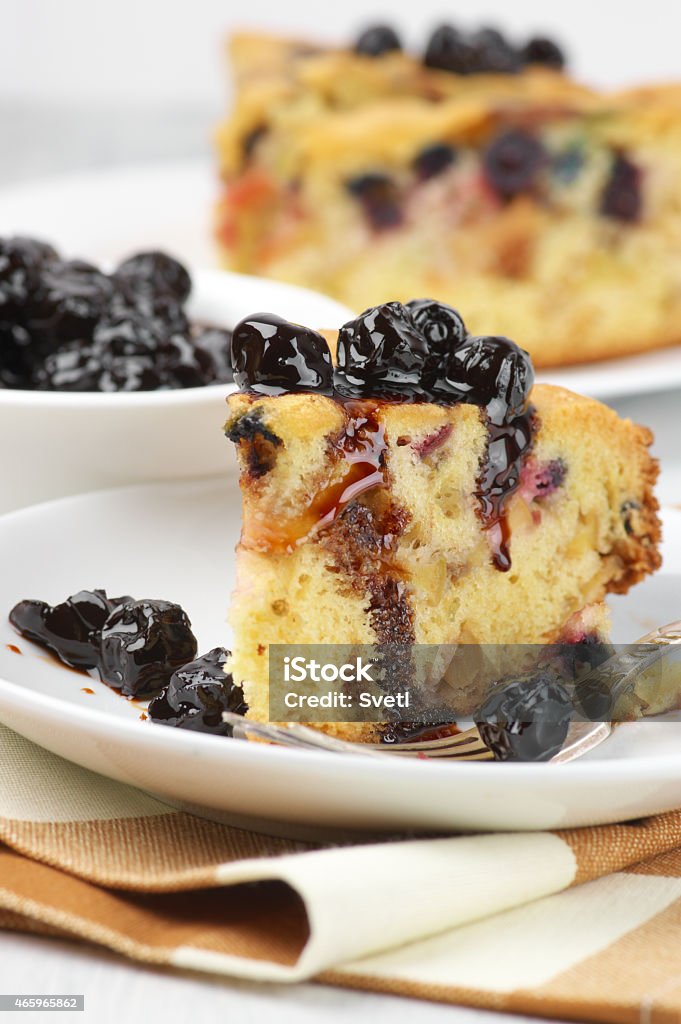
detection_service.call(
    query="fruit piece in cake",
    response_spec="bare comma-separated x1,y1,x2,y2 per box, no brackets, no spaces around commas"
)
215,26,681,367
224,301,661,741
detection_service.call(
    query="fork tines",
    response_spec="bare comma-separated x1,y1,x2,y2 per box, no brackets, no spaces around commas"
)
367,728,493,759
222,713,494,760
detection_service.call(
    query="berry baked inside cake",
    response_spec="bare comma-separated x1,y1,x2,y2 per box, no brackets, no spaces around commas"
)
216,26,681,366
224,299,661,740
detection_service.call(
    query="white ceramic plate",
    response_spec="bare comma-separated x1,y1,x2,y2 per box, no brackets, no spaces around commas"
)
0,264,353,514
0,479,680,837
2,159,681,401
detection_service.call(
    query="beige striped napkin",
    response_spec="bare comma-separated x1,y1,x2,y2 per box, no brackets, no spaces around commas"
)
4,721,681,1021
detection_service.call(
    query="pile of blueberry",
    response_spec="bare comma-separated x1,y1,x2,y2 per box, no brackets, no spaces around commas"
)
0,237,233,391
354,23,565,74
231,299,534,417
9,590,246,734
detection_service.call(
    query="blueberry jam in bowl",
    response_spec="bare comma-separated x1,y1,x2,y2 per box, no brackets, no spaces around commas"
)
0,240,354,512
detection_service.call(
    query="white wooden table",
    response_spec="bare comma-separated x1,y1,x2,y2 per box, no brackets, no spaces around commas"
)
0,930,565,1024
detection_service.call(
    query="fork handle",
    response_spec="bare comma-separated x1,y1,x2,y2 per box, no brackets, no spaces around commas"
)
577,619,681,720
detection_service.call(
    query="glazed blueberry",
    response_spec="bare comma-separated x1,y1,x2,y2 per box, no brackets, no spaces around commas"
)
115,251,191,303
36,309,224,392
148,648,248,736
61,258,99,275
474,671,573,761
158,332,217,389
424,25,478,74
346,173,403,230
407,299,467,359
354,24,402,57
3,236,57,269
99,600,198,698
96,313,178,379
90,313,161,362
0,321,34,388
336,301,429,397
45,312,165,391
470,28,521,73
122,289,190,337
522,36,565,70
193,326,234,382
0,236,57,318
442,335,534,420
600,154,642,223
27,260,113,347
36,342,104,391
37,320,168,392
412,143,457,180
483,130,546,199
9,589,132,670
96,355,163,393
231,312,333,396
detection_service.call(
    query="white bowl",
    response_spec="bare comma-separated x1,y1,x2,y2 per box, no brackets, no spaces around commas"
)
0,269,354,514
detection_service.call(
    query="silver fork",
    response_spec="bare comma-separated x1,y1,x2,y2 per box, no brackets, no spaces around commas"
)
222,714,611,762
223,620,681,763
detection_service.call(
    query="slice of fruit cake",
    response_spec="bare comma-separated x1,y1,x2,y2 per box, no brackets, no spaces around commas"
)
224,299,661,740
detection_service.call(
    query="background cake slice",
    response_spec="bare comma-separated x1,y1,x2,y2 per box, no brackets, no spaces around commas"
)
216,27,681,367
223,301,661,740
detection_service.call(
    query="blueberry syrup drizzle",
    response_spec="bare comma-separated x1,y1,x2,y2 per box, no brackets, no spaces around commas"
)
230,301,537,571
315,401,388,532
240,399,389,554
477,411,535,571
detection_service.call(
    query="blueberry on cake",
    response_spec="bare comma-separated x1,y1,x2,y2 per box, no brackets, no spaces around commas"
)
216,25,681,367
224,300,661,740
